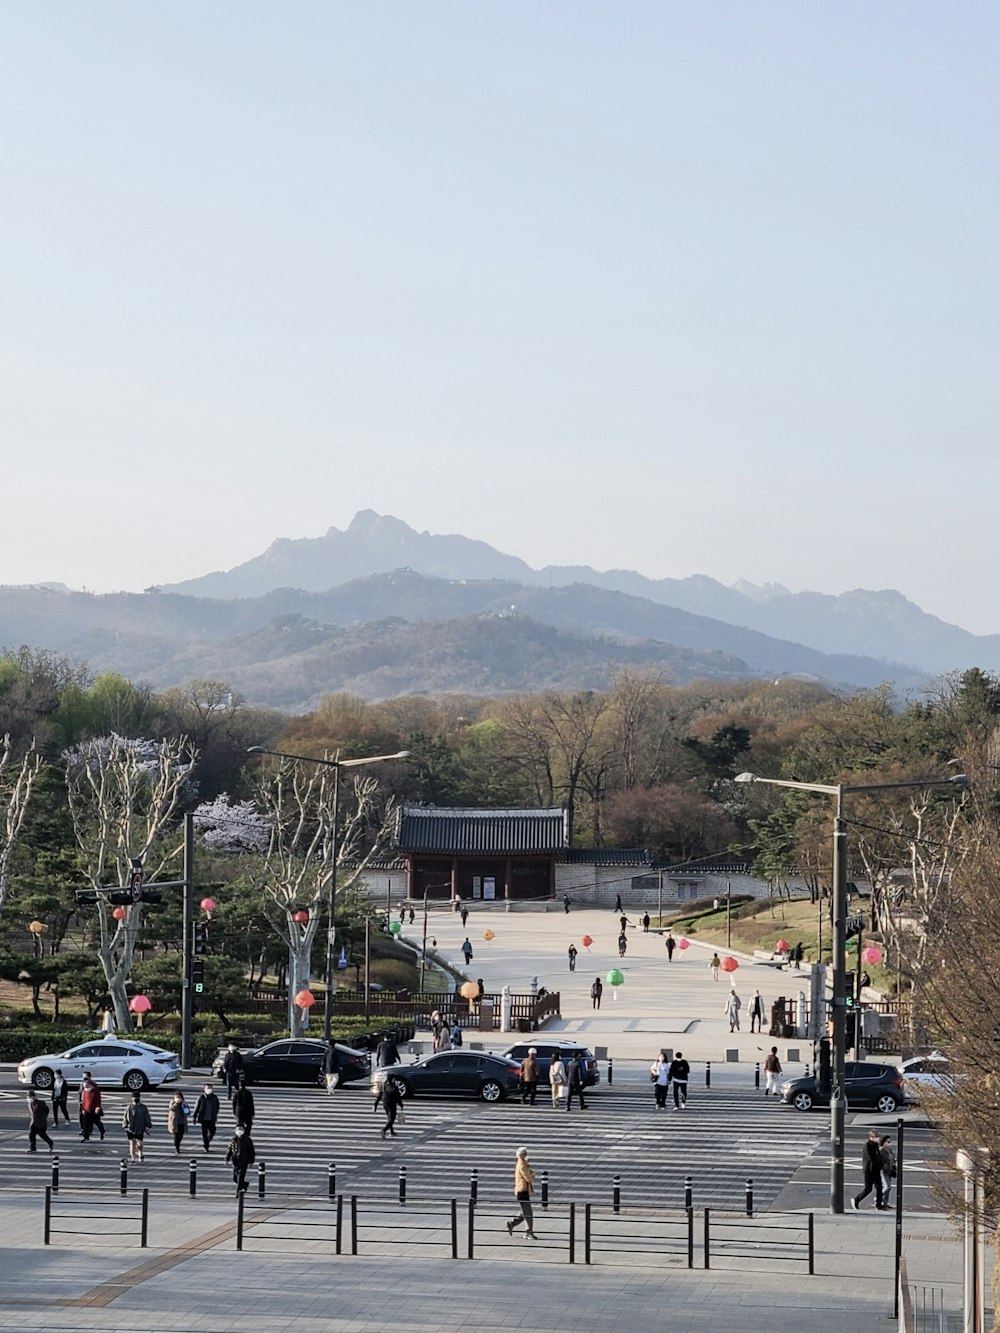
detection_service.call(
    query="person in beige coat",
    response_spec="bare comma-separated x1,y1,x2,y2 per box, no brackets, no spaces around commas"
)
505,1147,537,1239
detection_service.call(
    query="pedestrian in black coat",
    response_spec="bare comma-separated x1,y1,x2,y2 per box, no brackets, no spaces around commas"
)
376,1035,400,1067
27,1094,53,1152
193,1084,221,1152
50,1072,70,1127
225,1126,255,1194
564,1053,587,1112
668,1054,690,1108
222,1043,244,1098
852,1131,886,1210
231,1079,255,1133
374,1079,403,1138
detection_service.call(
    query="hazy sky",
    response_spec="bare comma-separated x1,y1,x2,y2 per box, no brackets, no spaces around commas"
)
2,4,997,631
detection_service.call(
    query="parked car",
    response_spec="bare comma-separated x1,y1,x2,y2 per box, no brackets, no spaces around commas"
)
501,1040,600,1088
373,1051,521,1102
18,1037,179,1092
780,1060,906,1114
897,1052,953,1099
211,1039,370,1087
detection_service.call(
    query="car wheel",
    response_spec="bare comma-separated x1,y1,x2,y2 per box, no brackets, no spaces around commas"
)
876,1094,899,1114
792,1090,814,1112
31,1067,54,1090
390,1078,409,1099
479,1080,503,1102
124,1070,149,1092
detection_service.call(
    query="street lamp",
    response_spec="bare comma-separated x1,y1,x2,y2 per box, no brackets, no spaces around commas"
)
735,769,967,1214
247,745,410,1040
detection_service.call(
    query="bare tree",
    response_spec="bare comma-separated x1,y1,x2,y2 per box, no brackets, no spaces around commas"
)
64,735,196,1029
0,734,42,916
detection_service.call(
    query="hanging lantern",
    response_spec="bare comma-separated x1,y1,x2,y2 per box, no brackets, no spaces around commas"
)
112,906,127,922
27,920,45,935
460,980,480,1001
581,935,593,949
862,944,883,965
200,897,216,915
483,928,495,942
605,968,624,1001
677,938,690,950
292,910,309,924
776,938,790,953
293,989,316,1009
721,956,739,973
389,920,402,936
129,994,151,1028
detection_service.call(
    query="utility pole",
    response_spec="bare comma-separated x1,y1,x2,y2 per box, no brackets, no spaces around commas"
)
181,812,194,1071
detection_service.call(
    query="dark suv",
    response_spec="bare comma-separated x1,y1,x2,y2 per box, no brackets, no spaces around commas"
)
780,1060,906,1114
501,1041,601,1088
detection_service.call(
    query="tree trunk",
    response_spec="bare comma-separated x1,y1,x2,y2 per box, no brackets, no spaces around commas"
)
287,939,314,1037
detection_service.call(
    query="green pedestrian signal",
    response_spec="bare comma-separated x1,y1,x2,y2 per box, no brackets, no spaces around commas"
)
192,959,205,994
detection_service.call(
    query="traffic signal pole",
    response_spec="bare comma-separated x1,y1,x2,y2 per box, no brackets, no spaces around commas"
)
181,813,194,1071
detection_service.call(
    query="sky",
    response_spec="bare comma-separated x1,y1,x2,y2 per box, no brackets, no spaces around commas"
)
1,3,998,631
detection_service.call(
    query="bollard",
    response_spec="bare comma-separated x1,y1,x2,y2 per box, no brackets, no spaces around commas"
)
745,1177,754,1217
257,1160,266,1199
541,1169,549,1210
189,1157,198,1198
399,1165,407,1206
705,1061,711,1087
470,1167,478,1205
120,1157,128,1196
612,1173,621,1214
328,1161,337,1200
684,1175,693,1213
607,1057,613,1086
51,1154,59,1194
754,1062,760,1089
804,1063,810,1078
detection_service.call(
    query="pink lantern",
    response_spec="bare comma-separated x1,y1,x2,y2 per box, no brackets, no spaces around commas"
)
129,993,152,1028
581,935,593,949
721,956,739,973
293,910,309,924
200,897,216,915
293,988,316,1009
862,945,883,965
677,938,690,950
776,938,790,953
112,906,127,921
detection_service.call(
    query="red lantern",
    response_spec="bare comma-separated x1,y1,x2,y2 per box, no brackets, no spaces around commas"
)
200,897,216,914
293,988,316,1009
721,956,739,973
776,938,790,953
112,906,127,921
862,945,883,965
293,910,309,924
677,938,690,950
581,935,593,948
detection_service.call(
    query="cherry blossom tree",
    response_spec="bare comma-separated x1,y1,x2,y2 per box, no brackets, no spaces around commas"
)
0,734,42,917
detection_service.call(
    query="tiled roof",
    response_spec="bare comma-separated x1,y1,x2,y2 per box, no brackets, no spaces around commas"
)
395,806,569,855
656,855,752,874
563,848,651,867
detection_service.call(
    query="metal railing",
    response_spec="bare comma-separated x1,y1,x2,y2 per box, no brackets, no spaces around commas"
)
43,1185,148,1247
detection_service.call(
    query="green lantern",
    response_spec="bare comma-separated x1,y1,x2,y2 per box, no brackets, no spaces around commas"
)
389,920,402,936
606,968,624,992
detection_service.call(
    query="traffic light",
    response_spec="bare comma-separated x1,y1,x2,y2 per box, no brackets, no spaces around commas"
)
191,959,205,994
108,891,133,906
139,890,162,905
193,922,208,955
75,890,99,905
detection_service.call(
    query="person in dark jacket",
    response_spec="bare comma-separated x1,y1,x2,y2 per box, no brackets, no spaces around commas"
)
225,1125,255,1194
231,1077,255,1133
564,1052,587,1112
460,905,469,928
167,1090,189,1155
374,1078,403,1138
193,1084,220,1152
222,1043,244,1099
375,1035,400,1067
51,1071,70,1128
122,1091,152,1163
591,977,603,1010
668,1053,690,1108
852,1130,886,1211
323,1043,342,1095
27,1094,54,1152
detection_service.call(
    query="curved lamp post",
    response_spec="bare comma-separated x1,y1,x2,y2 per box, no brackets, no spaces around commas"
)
248,745,410,1040
735,769,967,1214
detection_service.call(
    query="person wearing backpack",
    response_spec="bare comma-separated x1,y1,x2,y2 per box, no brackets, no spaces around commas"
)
122,1091,152,1163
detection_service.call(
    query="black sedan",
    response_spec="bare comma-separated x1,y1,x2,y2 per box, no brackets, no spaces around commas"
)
374,1051,521,1103
780,1060,907,1114
212,1039,370,1087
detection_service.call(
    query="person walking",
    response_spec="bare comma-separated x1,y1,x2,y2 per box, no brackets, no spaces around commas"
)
373,1077,403,1138
167,1090,189,1155
791,942,804,969
565,1052,587,1112
27,1093,54,1153
665,933,676,961
563,894,571,914
519,1048,539,1105
852,1130,886,1211
323,1042,342,1095
725,990,742,1032
549,1055,567,1108
461,938,474,965
668,1052,690,1108
750,989,766,1033
460,905,469,928
79,1074,102,1142
618,931,628,958
591,977,603,1010
567,943,578,972
709,952,721,982
642,913,650,933
505,1147,537,1239
51,1071,70,1129
193,1083,220,1152
879,1134,896,1207
619,913,629,934
451,1022,463,1048
408,906,415,925
437,1024,452,1052
375,1033,400,1067
222,1042,244,1099
651,1052,670,1110
225,1124,255,1194
231,1077,255,1134
122,1091,152,1163
763,1047,782,1096
614,894,623,913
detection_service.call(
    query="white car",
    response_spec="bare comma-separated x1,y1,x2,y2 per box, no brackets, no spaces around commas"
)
897,1052,952,1099
17,1037,179,1092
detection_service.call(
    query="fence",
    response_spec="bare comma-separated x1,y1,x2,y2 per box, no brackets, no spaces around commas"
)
243,988,560,1032
43,1186,148,1247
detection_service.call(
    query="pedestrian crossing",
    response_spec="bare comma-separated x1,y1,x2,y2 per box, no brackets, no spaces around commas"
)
0,1078,824,1213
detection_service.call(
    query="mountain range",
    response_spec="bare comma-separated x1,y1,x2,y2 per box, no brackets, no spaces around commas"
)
1,510,996,709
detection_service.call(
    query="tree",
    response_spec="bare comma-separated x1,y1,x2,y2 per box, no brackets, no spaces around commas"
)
63,734,196,1029
0,733,42,920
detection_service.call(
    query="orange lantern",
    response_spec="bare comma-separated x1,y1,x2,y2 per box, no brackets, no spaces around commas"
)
27,920,45,935
483,928,495,942
459,980,480,1001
